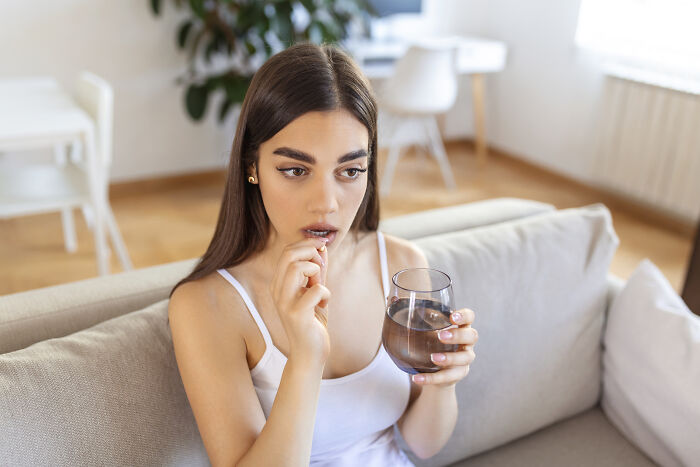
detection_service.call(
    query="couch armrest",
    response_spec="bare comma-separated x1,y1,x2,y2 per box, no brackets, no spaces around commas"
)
379,197,556,240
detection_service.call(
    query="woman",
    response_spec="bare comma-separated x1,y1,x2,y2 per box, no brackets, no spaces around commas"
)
168,43,478,466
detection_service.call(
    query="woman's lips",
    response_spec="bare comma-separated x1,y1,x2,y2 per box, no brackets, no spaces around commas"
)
301,229,337,246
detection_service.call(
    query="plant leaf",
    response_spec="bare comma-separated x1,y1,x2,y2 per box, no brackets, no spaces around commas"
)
262,36,273,57
177,21,193,49
150,0,161,15
185,84,209,120
218,98,233,123
189,0,205,18
299,0,316,14
271,15,293,44
244,40,256,55
307,22,323,44
204,38,217,63
229,76,251,103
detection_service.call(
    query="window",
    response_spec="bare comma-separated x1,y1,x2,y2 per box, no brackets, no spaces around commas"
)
575,0,700,84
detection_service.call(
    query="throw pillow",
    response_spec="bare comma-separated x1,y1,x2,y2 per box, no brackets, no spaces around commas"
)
602,259,700,467
0,300,209,466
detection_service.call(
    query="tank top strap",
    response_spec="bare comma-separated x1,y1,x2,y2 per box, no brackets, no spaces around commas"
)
216,268,274,348
376,231,390,306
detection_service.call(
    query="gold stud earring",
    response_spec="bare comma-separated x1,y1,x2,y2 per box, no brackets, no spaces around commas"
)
248,176,255,183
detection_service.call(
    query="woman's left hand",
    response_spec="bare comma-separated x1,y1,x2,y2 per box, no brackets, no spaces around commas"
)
412,308,478,388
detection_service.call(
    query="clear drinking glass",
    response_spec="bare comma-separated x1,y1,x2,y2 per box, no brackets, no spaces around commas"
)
382,268,459,374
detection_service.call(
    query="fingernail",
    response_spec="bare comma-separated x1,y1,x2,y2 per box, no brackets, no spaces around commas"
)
319,245,326,252
452,312,462,323
413,375,425,383
439,330,452,340
431,353,446,362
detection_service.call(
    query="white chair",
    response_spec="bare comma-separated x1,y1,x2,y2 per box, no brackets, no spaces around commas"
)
377,43,459,197
0,72,132,275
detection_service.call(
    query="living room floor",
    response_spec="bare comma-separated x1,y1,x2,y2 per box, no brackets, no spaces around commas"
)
0,141,694,295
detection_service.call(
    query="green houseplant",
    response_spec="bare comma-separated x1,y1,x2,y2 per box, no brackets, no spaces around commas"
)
150,0,374,122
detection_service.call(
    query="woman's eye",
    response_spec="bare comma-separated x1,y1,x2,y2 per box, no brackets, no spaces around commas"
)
277,167,307,178
342,167,368,179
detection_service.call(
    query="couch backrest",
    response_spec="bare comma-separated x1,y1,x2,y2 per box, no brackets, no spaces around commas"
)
379,197,555,239
0,197,554,356
0,259,196,355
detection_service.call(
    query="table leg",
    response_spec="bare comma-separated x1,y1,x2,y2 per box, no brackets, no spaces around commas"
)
55,144,78,253
84,130,110,276
471,73,488,166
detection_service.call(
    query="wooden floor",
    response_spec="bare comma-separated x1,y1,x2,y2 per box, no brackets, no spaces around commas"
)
1,141,694,295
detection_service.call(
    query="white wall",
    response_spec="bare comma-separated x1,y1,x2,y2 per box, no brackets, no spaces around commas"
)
1,0,606,185
426,0,607,184
1,0,236,182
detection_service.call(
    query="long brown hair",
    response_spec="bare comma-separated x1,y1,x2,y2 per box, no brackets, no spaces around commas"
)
170,43,379,297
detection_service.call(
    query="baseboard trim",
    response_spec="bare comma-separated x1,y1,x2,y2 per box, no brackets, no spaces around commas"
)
447,139,696,238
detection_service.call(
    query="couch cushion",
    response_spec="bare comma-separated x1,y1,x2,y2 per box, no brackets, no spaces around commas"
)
602,259,700,466
450,407,655,466
396,203,619,466
0,299,209,466
0,259,196,355
379,197,555,240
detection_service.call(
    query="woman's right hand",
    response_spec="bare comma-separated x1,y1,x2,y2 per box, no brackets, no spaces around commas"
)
270,237,331,367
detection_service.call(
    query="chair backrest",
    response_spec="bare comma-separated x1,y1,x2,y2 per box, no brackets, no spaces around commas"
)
381,43,459,115
74,72,113,169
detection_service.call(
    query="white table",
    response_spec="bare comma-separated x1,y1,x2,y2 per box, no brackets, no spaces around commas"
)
0,77,110,275
344,35,507,165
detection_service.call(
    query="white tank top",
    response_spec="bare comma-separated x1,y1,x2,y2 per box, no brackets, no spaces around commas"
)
217,231,414,466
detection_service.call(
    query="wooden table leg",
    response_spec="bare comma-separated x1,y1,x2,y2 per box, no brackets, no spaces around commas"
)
471,73,488,166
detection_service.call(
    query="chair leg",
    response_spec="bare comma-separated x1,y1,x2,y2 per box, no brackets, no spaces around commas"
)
417,121,432,160
105,205,133,271
69,138,83,164
379,111,398,149
60,208,78,253
380,126,404,197
84,203,112,260
82,204,94,231
54,144,79,253
88,196,110,276
425,116,457,190
53,144,68,165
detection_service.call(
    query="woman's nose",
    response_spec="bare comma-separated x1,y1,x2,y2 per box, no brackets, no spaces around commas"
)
307,175,338,214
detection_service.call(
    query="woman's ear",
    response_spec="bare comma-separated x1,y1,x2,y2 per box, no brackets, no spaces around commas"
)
247,164,258,183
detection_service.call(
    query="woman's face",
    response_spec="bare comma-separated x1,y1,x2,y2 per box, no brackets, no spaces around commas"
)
254,109,370,253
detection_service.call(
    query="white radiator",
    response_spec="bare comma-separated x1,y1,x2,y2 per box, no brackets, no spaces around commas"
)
592,76,700,222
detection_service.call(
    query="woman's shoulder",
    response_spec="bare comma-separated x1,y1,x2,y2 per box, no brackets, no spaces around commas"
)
381,231,430,269
168,270,249,332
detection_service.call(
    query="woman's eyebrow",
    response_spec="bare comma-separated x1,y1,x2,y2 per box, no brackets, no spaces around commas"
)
338,149,369,163
272,147,368,164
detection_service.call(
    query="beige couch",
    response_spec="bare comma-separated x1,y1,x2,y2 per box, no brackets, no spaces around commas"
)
0,198,658,466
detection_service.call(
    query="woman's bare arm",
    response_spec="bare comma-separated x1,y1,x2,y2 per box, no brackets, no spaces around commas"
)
383,235,459,459
169,282,325,467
